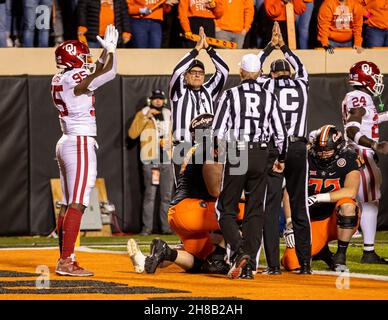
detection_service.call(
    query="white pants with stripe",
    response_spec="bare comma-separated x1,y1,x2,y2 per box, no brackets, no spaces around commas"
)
355,148,382,203
56,135,97,207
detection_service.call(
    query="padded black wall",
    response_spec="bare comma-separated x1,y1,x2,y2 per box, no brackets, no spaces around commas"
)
0,74,387,235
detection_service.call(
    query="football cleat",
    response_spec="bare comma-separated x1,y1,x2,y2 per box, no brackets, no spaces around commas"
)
227,253,250,279
239,264,254,280
55,254,94,277
144,238,168,274
127,239,145,273
331,253,348,272
361,251,388,264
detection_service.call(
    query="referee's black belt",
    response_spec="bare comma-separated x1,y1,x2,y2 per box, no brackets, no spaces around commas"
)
228,141,268,150
289,136,307,143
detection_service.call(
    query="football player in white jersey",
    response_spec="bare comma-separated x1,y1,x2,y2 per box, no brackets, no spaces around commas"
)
51,25,119,276
342,60,388,264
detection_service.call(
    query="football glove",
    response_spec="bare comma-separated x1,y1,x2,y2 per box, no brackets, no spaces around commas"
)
96,24,119,54
283,222,295,248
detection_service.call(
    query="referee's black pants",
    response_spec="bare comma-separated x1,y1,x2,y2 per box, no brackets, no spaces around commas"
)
285,141,311,265
217,145,269,269
263,145,284,268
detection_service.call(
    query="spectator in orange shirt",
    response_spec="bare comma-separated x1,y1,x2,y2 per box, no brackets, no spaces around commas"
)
127,0,178,48
264,0,306,46
178,0,225,48
317,0,364,53
215,0,254,48
362,0,388,47
78,0,131,48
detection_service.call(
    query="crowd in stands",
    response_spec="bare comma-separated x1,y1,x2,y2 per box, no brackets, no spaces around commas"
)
0,0,386,49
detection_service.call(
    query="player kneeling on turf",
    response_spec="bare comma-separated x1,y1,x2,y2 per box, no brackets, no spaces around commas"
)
282,125,362,272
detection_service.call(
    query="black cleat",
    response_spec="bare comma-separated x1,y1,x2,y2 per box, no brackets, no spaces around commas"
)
240,264,254,280
361,251,388,264
227,253,250,279
299,262,312,275
313,245,334,269
202,255,230,275
331,253,348,272
144,238,168,273
262,266,282,275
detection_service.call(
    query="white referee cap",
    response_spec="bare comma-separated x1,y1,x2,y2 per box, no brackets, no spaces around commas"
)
239,54,261,72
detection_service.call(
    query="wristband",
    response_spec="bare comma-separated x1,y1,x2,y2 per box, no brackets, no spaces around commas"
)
353,131,363,144
345,121,361,129
316,193,331,203
371,141,378,151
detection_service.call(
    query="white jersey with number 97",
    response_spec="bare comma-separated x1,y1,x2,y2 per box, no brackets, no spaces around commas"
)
51,68,96,136
342,89,379,150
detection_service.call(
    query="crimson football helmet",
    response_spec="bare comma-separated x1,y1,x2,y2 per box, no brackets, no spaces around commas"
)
55,40,94,70
349,61,384,96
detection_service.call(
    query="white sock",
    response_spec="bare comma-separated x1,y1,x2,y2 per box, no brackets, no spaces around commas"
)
360,201,379,251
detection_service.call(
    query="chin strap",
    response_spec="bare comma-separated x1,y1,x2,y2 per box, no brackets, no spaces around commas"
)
378,95,385,111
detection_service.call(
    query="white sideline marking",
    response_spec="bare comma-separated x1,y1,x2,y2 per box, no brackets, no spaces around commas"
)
312,270,388,282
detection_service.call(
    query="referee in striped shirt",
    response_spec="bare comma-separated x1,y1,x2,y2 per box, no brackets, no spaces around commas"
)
169,27,229,181
213,54,288,279
259,23,312,274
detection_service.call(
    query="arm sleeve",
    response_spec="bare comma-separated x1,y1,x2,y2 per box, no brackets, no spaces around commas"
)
317,2,331,46
212,0,225,19
352,3,364,46
168,49,199,101
178,0,191,33
244,0,255,32
264,0,283,19
87,53,117,91
128,110,150,139
270,95,288,160
203,47,229,105
257,42,275,71
281,44,308,82
212,90,231,140
293,0,306,15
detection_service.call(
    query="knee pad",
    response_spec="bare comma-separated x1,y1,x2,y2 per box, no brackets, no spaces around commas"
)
336,211,358,229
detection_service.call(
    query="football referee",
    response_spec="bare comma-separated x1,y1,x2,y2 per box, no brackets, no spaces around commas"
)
260,23,312,274
213,54,288,279
169,27,229,182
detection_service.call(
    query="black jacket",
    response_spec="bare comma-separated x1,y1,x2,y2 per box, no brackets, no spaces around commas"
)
77,0,131,46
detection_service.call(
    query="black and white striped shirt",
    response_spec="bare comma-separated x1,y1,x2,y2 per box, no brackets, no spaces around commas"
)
169,47,229,143
259,45,309,139
212,79,288,160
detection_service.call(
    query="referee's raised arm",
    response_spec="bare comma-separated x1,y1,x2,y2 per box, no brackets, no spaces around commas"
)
203,47,229,107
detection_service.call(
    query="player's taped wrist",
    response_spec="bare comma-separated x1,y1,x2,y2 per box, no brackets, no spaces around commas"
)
371,141,378,151
345,121,361,129
316,193,331,203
